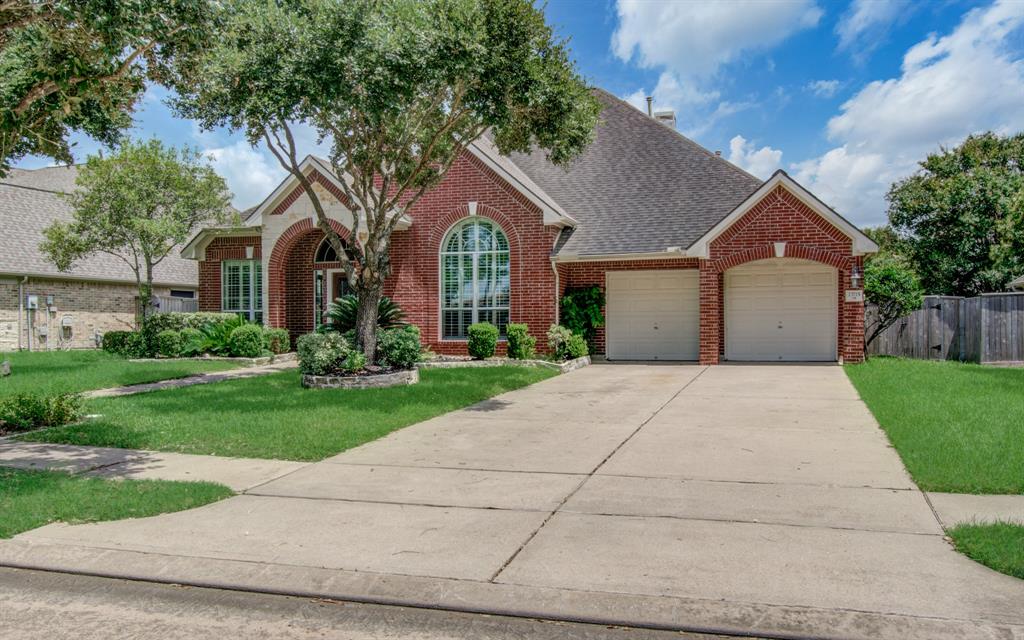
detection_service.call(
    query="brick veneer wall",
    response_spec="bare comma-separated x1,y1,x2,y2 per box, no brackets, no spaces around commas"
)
558,258,699,355
250,150,561,355
700,185,865,364
0,278,181,350
198,236,263,313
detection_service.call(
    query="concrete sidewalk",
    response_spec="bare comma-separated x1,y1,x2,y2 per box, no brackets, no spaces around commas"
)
3,364,1023,640
0,441,306,491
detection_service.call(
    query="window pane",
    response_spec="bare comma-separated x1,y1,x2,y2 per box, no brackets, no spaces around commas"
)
440,220,510,339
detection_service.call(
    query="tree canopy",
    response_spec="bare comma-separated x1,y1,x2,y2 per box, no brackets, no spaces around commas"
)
887,132,1024,296
0,0,216,176
171,0,600,361
41,139,232,311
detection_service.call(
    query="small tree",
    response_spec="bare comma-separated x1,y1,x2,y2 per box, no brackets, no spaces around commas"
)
0,0,216,176
171,0,600,363
41,139,232,316
863,255,924,353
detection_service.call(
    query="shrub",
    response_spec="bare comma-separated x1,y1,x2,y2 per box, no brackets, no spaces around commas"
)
229,324,266,358
0,393,83,433
200,315,246,356
325,294,406,333
341,350,367,373
178,327,206,356
264,328,291,354
565,333,589,359
505,323,535,360
296,332,350,375
467,322,499,359
376,325,421,369
155,329,182,358
101,331,147,358
560,286,605,353
143,312,239,334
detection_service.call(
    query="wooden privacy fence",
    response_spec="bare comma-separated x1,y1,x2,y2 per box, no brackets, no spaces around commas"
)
136,295,199,316
867,293,1024,364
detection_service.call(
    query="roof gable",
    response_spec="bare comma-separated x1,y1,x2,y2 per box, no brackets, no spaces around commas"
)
686,170,879,258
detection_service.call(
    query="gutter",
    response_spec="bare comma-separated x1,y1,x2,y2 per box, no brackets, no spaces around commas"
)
552,248,690,263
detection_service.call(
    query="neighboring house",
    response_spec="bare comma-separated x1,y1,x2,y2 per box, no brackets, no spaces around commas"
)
0,166,199,351
184,90,878,364
1009,275,1024,292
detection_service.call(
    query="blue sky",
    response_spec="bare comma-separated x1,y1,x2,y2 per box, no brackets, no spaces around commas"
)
15,0,1024,227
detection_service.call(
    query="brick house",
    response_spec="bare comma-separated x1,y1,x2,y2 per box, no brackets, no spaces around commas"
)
0,166,199,351
184,90,877,364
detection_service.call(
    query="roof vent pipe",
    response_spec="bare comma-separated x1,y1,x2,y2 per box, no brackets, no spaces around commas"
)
715,150,721,156
646,96,653,116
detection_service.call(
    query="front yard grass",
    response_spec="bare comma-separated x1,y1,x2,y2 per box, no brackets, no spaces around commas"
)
0,350,241,397
845,358,1024,494
948,522,1024,580
21,366,558,461
0,467,232,538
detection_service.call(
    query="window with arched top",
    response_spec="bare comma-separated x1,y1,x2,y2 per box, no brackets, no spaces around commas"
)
441,218,510,339
314,237,339,263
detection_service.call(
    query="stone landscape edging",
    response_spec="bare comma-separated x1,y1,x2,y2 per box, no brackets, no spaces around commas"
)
417,355,590,374
130,352,297,367
302,367,419,389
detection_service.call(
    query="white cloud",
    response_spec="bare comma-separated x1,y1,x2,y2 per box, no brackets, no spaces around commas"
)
204,142,286,210
793,0,1024,226
836,0,912,58
806,79,841,98
612,0,822,79
729,135,783,179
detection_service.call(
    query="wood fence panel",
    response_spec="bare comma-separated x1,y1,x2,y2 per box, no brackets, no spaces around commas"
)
867,293,1024,363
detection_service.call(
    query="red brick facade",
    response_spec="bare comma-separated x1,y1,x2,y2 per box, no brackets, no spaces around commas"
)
197,163,867,363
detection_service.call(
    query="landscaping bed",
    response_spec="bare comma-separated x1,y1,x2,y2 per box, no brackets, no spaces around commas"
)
20,367,558,461
0,467,232,538
846,358,1024,494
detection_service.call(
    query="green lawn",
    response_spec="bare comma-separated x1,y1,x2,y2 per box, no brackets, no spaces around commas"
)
845,358,1024,494
948,522,1024,580
0,467,232,538
21,366,558,461
0,350,241,397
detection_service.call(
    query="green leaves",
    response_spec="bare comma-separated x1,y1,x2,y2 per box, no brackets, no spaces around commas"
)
39,138,232,307
864,254,924,350
887,132,1024,296
1,0,218,175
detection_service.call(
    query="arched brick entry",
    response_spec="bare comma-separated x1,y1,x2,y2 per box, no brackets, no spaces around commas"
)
267,218,351,336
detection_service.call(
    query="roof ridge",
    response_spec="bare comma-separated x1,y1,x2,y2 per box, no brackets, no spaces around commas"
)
0,181,68,196
591,87,763,184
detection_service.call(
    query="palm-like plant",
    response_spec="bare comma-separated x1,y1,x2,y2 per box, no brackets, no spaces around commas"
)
200,315,247,356
325,295,405,333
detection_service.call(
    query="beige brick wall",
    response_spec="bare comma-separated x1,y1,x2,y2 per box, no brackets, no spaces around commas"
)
0,278,183,351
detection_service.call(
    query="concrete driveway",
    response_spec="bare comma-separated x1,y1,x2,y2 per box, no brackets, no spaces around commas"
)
4,364,1024,639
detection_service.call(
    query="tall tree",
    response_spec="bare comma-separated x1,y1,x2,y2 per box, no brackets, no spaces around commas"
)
0,0,216,176
41,139,232,314
170,0,600,363
887,132,1024,296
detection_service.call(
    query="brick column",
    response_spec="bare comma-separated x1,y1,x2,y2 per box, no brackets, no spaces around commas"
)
841,256,865,363
699,261,721,365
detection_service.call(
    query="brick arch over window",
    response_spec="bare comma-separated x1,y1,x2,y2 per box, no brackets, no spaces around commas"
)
267,218,351,328
428,204,524,336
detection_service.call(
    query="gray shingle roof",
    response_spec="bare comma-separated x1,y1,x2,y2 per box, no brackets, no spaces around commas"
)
0,166,198,287
506,89,763,257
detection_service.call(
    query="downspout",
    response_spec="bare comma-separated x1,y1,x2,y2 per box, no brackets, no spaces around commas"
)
551,257,560,325
17,276,26,351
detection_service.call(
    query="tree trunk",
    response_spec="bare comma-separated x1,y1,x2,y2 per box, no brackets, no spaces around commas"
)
355,285,382,364
140,261,155,320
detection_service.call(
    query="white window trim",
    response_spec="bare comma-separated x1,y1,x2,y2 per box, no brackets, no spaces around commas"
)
221,259,262,322
438,219,511,341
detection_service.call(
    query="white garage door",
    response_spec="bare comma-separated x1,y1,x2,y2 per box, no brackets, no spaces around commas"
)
725,259,836,362
606,270,699,360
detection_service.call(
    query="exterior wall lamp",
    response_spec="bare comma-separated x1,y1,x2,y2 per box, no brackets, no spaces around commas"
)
850,265,863,288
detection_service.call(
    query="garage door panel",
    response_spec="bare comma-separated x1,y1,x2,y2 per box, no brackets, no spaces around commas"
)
607,270,699,361
725,260,837,362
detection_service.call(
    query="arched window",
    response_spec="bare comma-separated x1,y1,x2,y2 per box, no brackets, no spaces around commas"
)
314,237,339,263
441,218,510,339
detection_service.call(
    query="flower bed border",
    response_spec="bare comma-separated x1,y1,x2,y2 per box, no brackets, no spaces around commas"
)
417,356,590,374
302,367,419,389
129,352,297,367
